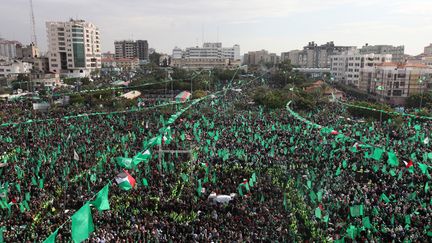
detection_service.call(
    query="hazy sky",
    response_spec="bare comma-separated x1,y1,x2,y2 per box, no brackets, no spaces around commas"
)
1,0,431,55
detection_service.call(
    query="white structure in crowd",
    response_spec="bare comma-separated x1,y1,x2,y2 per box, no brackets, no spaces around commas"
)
46,19,101,77
171,43,241,70
330,49,392,87
0,39,22,59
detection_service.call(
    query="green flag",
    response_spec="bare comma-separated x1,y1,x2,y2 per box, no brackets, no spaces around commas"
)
91,184,110,211
116,157,133,169
71,202,95,243
335,166,341,176
362,217,371,229
380,193,390,203
315,207,322,219
387,151,399,167
372,148,384,161
350,205,364,217
142,178,149,187
43,228,59,243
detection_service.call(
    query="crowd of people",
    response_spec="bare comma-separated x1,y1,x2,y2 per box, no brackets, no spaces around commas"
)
0,78,431,242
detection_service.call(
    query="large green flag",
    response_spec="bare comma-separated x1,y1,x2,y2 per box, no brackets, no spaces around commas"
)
315,207,322,219
43,228,59,243
91,184,110,211
380,193,390,203
350,205,364,217
132,150,151,167
71,202,95,243
387,151,399,167
116,157,133,169
362,217,371,229
372,148,384,161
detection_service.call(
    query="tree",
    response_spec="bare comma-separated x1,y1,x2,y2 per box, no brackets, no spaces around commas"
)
149,52,162,66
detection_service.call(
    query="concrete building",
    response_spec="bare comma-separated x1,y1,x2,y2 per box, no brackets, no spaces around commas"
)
0,59,32,78
171,58,241,70
281,42,354,68
101,57,139,71
0,39,22,59
178,43,240,61
16,43,40,59
172,47,183,59
359,62,432,105
330,49,392,87
424,44,432,56
243,50,279,66
115,40,150,63
171,43,240,70
46,19,101,77
359,44,405,63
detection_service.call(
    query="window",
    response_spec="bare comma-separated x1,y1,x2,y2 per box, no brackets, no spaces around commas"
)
393,90,402,96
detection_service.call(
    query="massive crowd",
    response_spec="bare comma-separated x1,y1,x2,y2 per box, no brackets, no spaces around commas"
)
0,79,431,242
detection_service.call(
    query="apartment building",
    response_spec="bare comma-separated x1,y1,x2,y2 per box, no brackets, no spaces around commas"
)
0,39,22,59
114,40,149,62
359,63,432,105
46,19,101,77
359,44,405,63
330,49,392,87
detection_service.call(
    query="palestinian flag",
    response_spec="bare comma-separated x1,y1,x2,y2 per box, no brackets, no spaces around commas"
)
115,170,136,190
404,160,414,169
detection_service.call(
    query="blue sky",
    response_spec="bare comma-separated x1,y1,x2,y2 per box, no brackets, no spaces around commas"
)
1,0,431,55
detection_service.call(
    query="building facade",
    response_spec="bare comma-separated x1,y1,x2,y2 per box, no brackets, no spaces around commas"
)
0,39,22,59
424,44,432,56
281,42,354,68
359,44,405,63
46,19,101,77
171,43,240,70
114,40,149,63
101,57,139,71
177,43,240,61
359,63,432,105
0,59,32,79
171,58,241,70
330,49,392,87
243,50,280,66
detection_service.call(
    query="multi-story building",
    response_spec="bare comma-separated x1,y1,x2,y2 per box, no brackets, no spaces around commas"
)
281,42,354,68
101,57,139,71
243,50,279,66
359,44,405,63
330,49,392,87
424,44,432,56
0,59,32,79
46,19,101,77
178,43,240,61
0,39,22,59
172,47,183,59
16,43,40,59
136,40,149,62
359,62,432,105
171,43,240,70
171,58,241,70
114,40,149,63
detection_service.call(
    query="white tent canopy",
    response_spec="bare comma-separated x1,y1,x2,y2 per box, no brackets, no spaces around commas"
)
121,90,141,100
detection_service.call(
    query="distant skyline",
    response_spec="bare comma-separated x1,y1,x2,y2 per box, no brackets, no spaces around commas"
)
1,0,431,55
